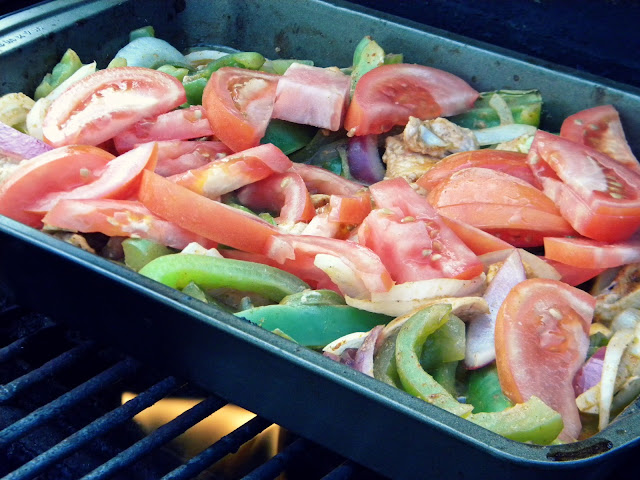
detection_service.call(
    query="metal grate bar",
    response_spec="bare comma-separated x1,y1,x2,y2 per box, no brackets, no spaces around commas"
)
80,394,228,480
321,461,358,480
0,341,94,402
161,415,274,480
3,374,182,480
0,357,138,448
0,325,57,364
242,437,311,480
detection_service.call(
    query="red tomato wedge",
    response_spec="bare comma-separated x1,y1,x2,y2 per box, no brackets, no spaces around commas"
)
265,234,394,294
495,278,594,442
543,236,640,269
439,216,513,255
0,145,115,227
542,258,605,287
560,105,640,174
272,63,351,131
528,130,640,241
42,199,213,249
327,192,372,224
43,67,186,147
202,67,280,152
427,167,575,247
416,150,541,191
359,177,484,282
344,63,478,136
154,140,233,177
138,170,279,253
236,171,316,224
28,142,158,213
113,106,214,153
169,143,292,198
288,162,365,196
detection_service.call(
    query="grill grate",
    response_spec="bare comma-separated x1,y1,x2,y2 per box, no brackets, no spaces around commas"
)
0,303,386,480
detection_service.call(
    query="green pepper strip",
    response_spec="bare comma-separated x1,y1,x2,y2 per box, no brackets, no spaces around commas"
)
395,304,474,417
261,119,317,155
280,289,346,307
466,364,513,414
34,49,82,100
236,304,391,348
449,89,543,129
138,254,309,303
394,304,563,444
122,238,173,272
129,25,155,41
373,331,402,388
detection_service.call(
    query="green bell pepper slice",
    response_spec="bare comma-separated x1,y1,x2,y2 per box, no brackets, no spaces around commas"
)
466,364,513,413
420,314,466,371
129,25,155,41
122,238,173,272
138,254,309,303
373,331,402,388
261,119,317,155
236,304,391,348
280,289,346,307
449,89,542,129
34,49,83,100
350,36,385,94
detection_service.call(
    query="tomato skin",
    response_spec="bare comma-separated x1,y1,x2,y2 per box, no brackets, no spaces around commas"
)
236,171,316,224
543,235,640,269
439,216,513,255
427,167,575,246
28,142,158,214
138,170,279,254
529,130,640,241
113,106,214,153
42,198,213,249
416,150,541,191
154,140,233,177
560,105,640,174
202,67,280,152
495,278,594,442
542,258,605,287
0,145,115,227
327,193,372,224
288,162,365,196
361,178,484,282
169,143,292,198
43,67,186,147
344,63,478,136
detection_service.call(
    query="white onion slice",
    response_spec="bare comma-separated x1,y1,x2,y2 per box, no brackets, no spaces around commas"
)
465,249,527,369
314,253,368,299
477,248,561,280
473,124,537,146
114,37,191,69
323,331,368,355
598,328,635,430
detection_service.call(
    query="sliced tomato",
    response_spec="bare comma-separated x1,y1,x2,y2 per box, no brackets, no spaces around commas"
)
43,67,186,147
359,177,484,282
560,105,640,174
265,234,394,294
29,142,158,213
236,172,315,224
344,63,478,136
495,278,594,442
271,63,351,131
416,149,541,191
0,145,115,227
528,130,640,241
542,258,605,287
154,140,233,177
113,106,214,153
439,216,513,255
327,192,372,224
427,167,575,247
42,198,213,249
543,236,640,269
288,162,365,196
202,67,280,152
138,170,279,253
169,143,292,199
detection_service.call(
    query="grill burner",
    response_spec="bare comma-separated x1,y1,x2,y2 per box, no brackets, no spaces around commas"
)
0,303,386,479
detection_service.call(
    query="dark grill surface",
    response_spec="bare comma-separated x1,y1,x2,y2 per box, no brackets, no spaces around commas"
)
0,303,386,480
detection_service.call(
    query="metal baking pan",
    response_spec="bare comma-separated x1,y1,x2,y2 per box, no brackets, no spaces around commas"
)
1,1,639,478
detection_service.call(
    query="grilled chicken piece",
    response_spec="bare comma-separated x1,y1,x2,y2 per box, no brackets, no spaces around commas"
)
594,264,640,325
402,116,478,157
382,134,439,182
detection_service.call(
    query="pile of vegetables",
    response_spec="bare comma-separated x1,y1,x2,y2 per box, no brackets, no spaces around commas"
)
1,27,639,446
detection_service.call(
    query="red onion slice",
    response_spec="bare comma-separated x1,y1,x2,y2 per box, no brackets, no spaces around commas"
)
346,134,385,185
573,346,606,396
465,249,527,369
0,121,52,160
353,325,385,377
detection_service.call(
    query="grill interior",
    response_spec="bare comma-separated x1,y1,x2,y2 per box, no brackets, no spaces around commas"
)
0,302,387,479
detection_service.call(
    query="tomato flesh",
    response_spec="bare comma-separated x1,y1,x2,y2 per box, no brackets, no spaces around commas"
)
202,67,280,152
543,236,640,269
344,63,478,136
495,278,594,442
154,140,233,177
43,67,186,147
